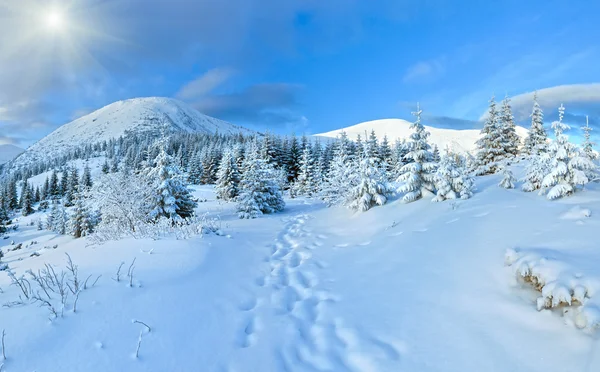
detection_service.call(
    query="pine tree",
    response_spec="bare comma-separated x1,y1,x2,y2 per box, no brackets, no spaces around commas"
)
541,104,596,199
21,183,34,216
321,132,356,206
81,163,93,188
215,149,241,201
474,96,507,175
523,91,547,156
64,167,79,207
147,144,197,221
42,176,50,200
499,96,520,158
499,164,516,189
582,115,597,160
49,171,59,198
71,192,91,238
59,170,69,196
522,154,551,192
431,145,441,163
293,147,317,197
237,146,285,219
102,159,110,174
346,140,394,212
432,151,474,202
396,104,437,203
187,152,204,184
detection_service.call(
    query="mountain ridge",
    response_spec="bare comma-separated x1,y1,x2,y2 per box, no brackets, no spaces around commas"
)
8,97,255,169
316,118,529,153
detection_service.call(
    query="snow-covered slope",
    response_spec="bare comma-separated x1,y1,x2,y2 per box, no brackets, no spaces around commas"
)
0,144,23,164
4,173,600,371
316,118,529,153
9,97,254,168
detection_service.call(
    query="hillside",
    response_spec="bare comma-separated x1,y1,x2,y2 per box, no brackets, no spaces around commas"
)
2,169,600,371
316,118,529,153
0,144,23,164
8,97,254,169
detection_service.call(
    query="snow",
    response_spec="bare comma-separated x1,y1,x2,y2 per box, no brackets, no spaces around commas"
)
316,118,529,154
4,168,600,371
8,97,255,169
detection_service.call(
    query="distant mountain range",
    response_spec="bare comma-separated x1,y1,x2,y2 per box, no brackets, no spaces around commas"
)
8,97,255,169
316,118,529,153
0,144,24,165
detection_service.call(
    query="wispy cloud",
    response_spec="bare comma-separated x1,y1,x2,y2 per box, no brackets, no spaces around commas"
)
176,68,237,101
403,57,446,84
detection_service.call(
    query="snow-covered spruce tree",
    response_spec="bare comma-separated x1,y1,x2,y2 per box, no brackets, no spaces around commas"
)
146,144,197,221
523,91,548,156
321,132,357,206
499,96,521,158
499,164,516,189
101,159,110,174
522,154,551,192
71,191,93,238
187,151,204,184
293,146,317,197
582,115,597,160
396,104,437,203
432,145,441,163
346,139,394,212
432,151,475,202
474,96,507,175
21,183,34,216
541,104,596,200
236,145,285,219
215,149,241,201
81,163,93,189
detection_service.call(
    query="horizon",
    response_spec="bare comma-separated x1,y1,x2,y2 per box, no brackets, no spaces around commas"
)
1,0,599,147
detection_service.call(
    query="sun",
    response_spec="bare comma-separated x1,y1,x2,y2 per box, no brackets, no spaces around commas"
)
45,10,66,32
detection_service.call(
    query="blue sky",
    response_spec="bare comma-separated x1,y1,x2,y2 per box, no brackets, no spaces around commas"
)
1,0,600,146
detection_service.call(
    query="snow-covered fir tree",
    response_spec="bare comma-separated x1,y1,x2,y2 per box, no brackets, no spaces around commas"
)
541,104,596,199
146,144,197,221
81,163,93,189
215,148,241,201
582,115,597,160
346,138,394,212
499,164,516,189
21,182,34,216
396,104,437,203
293,146,317,197
187,151,204,184
522,154,552,193
499,96,521,158
474,96,507,175
432,150,475,202
523,91,548,156
236,145,285,219
71,191,93,238
321,132,356,206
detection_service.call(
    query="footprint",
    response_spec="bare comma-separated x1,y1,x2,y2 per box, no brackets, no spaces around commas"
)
272,265,290,287
313,241,324,247
369,337,402,360
272,286,301,314
313,260,329,269
239,297,258,311
292,270,317,289
288,252,302,268
255,276,266,287
237,317,258,348
317,234,328,240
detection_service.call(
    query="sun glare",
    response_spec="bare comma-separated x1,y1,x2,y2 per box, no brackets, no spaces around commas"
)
45,10,66,31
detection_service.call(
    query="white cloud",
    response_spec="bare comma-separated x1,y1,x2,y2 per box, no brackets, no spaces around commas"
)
403,57,445,84
176,68,237,100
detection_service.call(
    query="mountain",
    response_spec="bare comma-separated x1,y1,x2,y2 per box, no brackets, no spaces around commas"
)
0,144,24,164
9,97,254,168
316,118,529,153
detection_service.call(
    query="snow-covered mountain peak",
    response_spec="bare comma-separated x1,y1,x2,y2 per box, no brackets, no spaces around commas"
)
9,97,254,169
316,118,529,153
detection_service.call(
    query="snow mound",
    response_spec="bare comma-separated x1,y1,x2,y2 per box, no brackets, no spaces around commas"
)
315,118,528,154
505,247,600,332
8,97,254,170
560,206,592,220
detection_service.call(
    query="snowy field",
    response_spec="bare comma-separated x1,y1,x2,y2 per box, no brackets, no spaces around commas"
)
2,167,600,371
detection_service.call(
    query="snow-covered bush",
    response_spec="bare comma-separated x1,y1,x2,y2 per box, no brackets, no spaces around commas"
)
396,104,437,202
540,105,595,200
522,154,551,193
498,165,516,189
